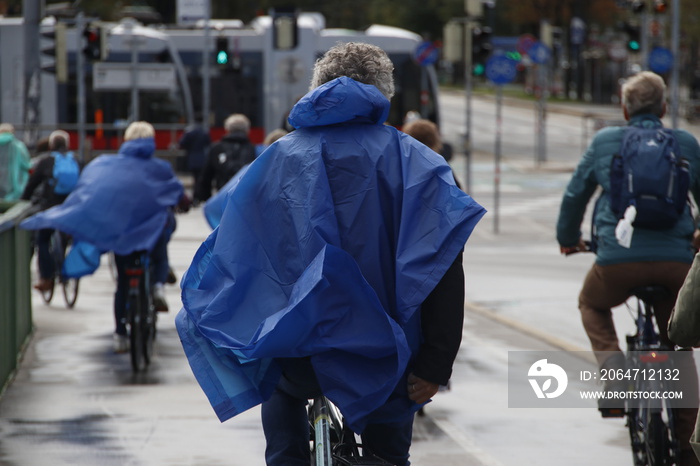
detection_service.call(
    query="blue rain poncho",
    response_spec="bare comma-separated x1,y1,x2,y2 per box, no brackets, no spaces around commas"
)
20,138,183,257
176,77,486,432
202,163,251,229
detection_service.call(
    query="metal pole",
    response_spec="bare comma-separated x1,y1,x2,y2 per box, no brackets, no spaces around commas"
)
641,11,650,71
464,21,473,195
202,0,211,131
22,0,41,148
670,0,680,129
128,20,139,122
494,85,502,234
76,13,86,162
540,65,547,164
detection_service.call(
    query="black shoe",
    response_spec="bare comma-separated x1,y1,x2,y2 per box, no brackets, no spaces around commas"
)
166,267,177,285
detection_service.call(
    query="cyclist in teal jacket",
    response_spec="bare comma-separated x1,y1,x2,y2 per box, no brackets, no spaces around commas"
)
556,71,700,465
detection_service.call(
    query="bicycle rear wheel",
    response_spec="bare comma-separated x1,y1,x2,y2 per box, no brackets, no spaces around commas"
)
628,407,646,466
128,290,147,372
627,398,678,466
646,405,678,466
62,278,79,308
40,279,55,304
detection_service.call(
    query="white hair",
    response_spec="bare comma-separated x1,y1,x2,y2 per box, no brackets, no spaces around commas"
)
224,114,250,133
124,121,155,141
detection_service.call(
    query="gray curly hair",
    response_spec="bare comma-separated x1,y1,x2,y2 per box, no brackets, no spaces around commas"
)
621,71,666,117
310,42,395,100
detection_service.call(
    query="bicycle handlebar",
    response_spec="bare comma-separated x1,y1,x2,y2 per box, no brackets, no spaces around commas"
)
562,240,593,256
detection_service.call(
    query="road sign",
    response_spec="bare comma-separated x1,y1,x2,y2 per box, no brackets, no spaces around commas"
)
608,41,628,62
528,41,551,65
413,41,440,66
648,47,673,74
516,34,536,55
570,17,585,45
93,62,176,91
486,55,517,85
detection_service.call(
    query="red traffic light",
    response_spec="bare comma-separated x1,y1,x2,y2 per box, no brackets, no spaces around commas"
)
654,0,668,13
85,30,98,42
82,25,102,61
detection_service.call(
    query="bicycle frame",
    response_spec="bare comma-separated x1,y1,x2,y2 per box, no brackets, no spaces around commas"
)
308,396,392,466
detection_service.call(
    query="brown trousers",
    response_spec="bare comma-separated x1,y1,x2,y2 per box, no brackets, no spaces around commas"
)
579,261,698,459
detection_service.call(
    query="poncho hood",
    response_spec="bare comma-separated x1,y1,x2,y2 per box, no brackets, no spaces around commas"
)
0,132,15,145
120,137,156,159
177,76,486,432
288,76,390,128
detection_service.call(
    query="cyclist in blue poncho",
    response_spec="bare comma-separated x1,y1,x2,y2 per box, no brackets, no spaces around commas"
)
21,121,184,352
176,42,486,466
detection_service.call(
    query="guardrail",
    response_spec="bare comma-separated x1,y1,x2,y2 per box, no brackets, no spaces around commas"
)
0,200,33,398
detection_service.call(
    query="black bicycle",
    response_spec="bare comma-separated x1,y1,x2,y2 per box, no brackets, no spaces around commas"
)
565,244,681,465
308,396,392,466
39,229,79,308
123,251,157,373
623,285,680,466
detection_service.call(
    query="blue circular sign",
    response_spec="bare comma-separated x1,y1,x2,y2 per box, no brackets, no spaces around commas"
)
528,41,551,65
648,47,673,74
486,55,517,85
413,41,440,66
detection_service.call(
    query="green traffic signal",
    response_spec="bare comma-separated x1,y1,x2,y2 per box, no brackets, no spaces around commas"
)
216,36,229,66
628,40,640,52
473,63,485,76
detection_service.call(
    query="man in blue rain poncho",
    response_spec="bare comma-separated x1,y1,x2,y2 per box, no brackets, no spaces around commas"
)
176,42,486,466
21,121,183,352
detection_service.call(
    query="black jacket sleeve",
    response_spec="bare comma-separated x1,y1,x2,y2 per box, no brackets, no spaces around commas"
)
21,156,53,202
412,250,465,386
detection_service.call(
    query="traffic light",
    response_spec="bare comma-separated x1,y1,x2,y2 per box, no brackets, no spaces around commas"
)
630,0,646,13
654,0,668,13
272,7,298,50
471,25,492,76
41,22,67,82
83,24,106,61
624,22,641,52
216,37,229,66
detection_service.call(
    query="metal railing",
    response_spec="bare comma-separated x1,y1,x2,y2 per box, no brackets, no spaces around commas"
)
0,201,33,398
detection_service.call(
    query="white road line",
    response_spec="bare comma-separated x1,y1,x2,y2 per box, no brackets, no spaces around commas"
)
430,416,505,466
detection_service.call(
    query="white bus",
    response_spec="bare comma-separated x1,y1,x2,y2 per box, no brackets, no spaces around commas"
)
0,12,440,151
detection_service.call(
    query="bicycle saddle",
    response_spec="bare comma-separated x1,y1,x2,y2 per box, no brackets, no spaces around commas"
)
629,285,670,303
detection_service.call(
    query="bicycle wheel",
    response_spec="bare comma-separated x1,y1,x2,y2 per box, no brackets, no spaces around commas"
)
142,286,155,366
627,406,646,466
645,403,678,466
62,278,79,308
39,278,55,304
128,290,148,372
628,398,679,466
